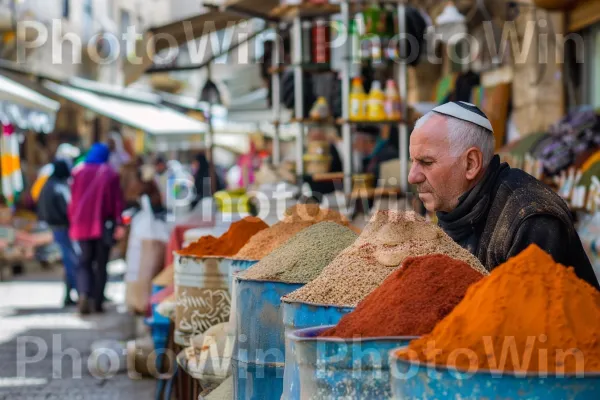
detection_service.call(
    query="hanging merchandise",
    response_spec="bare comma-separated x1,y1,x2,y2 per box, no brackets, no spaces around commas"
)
367,81,386,121
309,96,331,120
312,19,331,64
363,2,382,36
301,21,313,64
384,5,398,60
349,77,367,121
0,124,23,209
384,79,401,121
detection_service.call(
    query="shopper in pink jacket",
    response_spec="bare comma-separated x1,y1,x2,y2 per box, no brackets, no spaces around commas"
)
69,143,124,314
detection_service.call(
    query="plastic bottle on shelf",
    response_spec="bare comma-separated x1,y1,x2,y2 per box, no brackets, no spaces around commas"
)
349,77,367,121
367,81,386,121
349,19,361,66
384,79,402,121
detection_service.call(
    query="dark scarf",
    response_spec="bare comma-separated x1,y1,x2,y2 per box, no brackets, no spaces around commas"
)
437,155,507,244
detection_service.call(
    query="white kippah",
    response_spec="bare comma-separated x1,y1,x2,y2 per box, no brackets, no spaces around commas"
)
432,101,493,132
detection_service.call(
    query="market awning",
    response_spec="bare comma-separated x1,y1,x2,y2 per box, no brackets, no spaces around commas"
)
43,80,207,136
0,72,60,133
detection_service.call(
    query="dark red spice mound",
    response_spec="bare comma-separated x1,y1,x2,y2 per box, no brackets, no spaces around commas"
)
320,254,484,338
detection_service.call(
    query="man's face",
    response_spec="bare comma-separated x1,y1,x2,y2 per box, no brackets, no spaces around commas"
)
408,115,472,213
156,162,166,174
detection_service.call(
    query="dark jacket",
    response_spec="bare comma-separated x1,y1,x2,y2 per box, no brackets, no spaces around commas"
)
437,155,600,291
364,143,398,181
37,160,71,228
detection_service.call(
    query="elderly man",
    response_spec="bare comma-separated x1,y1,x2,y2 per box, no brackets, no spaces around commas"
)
409,101,599,290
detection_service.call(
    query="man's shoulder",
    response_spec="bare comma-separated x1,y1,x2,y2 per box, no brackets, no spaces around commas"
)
492,166,570,219
496,166,554,197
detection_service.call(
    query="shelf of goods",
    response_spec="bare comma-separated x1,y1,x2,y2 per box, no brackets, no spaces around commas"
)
268,0,410,196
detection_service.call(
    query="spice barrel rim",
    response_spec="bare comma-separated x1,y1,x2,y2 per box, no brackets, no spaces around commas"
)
280,298,356,310
227,256,260,262
288,325,420,343
174,253,229,261
389,349,600,378
234,275,308,285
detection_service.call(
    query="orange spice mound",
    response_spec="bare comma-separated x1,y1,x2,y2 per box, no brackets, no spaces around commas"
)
178,216,268,257
397,245,600,374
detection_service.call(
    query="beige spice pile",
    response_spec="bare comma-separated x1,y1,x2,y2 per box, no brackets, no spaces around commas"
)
284,210,487,307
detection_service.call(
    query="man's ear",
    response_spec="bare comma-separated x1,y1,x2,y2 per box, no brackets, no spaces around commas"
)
465,147,484,180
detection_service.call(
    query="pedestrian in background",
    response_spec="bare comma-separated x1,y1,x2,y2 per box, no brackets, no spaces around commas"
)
69,143,124,314
37,159,79,307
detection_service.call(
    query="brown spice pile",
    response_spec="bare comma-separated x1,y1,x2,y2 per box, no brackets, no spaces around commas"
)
234,204,350,260
284,210,487,307
319,254,484,338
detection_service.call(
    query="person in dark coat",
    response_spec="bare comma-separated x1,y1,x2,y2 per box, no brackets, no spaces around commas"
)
354,125,398,182
408,101,599,290
37,160,79,306
190,153,224,208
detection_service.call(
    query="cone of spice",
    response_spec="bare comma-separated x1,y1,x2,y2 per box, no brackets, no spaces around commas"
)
320,254,484,338
178,216,268,257
397,245,600,373
240,222,358,284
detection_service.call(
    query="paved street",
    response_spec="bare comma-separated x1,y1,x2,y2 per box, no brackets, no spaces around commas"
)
0,261,155,399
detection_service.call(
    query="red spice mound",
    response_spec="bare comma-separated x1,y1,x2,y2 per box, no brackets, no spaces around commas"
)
320,254,484,338
178,216,268,257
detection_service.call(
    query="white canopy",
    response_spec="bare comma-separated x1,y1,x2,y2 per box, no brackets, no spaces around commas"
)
43,80,207,136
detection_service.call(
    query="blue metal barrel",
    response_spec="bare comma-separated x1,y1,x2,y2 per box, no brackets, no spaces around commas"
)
289,325,416,399
234,277,304,400
390,350,600,400
281,301,354,400
228,259,258,292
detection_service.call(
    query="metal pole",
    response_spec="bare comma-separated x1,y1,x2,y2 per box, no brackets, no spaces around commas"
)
341,1,352,196
207,104,217,195
272,25,282,165
397,1,409,194
293,16,304,183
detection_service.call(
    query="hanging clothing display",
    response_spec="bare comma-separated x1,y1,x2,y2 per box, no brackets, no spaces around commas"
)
0,124,23,208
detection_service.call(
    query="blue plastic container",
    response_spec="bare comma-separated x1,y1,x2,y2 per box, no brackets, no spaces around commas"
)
281,300,354,400
234,277,304,400
150,284,170,326
144,317,170,351
289,325,416,399
389,350,600,400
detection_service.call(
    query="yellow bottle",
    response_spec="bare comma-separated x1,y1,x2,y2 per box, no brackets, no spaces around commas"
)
367,81,386,121
349,77,367,121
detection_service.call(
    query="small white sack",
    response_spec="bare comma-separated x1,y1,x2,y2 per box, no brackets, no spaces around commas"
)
126,195,169,282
